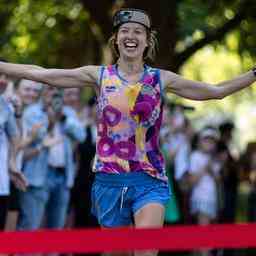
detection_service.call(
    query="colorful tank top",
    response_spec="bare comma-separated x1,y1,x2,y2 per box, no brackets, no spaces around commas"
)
93,64,167,181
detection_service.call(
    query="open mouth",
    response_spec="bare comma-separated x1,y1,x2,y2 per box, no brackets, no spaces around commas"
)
123,40,138,51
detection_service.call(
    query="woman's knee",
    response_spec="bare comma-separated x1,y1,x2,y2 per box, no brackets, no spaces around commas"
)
134,250,158,256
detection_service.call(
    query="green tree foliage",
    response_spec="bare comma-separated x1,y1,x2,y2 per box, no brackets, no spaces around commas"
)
1,0,256,146
176,0,256,70
1,0,255,69
0,0,98,66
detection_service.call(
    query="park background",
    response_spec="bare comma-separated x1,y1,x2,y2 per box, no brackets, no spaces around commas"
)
1,0,256,235
1,0,256,150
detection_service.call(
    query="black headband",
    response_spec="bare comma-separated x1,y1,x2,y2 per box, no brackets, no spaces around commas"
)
113,8,151,30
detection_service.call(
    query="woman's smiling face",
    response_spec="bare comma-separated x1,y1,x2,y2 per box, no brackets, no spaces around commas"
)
116,22,148,60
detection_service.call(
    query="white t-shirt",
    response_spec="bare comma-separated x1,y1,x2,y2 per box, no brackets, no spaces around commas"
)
48,124,65,168
189,150,217,203
0,97,18,196
168,132,190,180
0,132,10,196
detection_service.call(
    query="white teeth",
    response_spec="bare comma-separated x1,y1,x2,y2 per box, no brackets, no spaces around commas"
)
126,43,136,47
124,41,137,48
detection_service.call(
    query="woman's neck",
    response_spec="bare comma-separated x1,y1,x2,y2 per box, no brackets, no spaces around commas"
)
117,58,144,76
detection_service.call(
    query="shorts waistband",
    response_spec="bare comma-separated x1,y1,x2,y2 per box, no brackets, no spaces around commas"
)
95,172,161,186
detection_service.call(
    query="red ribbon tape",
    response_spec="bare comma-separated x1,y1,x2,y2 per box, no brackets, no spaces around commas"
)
0,224,256,253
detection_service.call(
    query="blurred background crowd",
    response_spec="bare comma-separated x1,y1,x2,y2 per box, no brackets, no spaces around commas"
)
0,70,98,233
1,1,256,255
1,69,256,256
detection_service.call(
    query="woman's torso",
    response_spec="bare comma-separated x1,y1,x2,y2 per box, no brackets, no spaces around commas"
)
93,64,167,181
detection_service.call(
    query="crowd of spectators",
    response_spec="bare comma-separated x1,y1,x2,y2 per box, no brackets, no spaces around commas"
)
1,68,256,256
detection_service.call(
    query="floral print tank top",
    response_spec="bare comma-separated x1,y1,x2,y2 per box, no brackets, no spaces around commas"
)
93,64,167,181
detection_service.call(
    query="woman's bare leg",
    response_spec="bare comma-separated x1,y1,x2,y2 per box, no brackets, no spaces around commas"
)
101,226,133,256
134,203,165,256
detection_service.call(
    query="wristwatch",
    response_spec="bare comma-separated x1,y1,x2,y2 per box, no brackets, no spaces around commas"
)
252,66,256,77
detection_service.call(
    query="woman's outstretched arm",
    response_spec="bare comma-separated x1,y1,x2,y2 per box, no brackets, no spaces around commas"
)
0,61,100,89
161,69,256,100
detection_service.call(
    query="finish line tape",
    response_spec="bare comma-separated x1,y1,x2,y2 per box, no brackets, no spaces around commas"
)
1,224,256,253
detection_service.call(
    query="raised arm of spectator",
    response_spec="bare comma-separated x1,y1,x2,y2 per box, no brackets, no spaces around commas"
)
16,123,44,151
